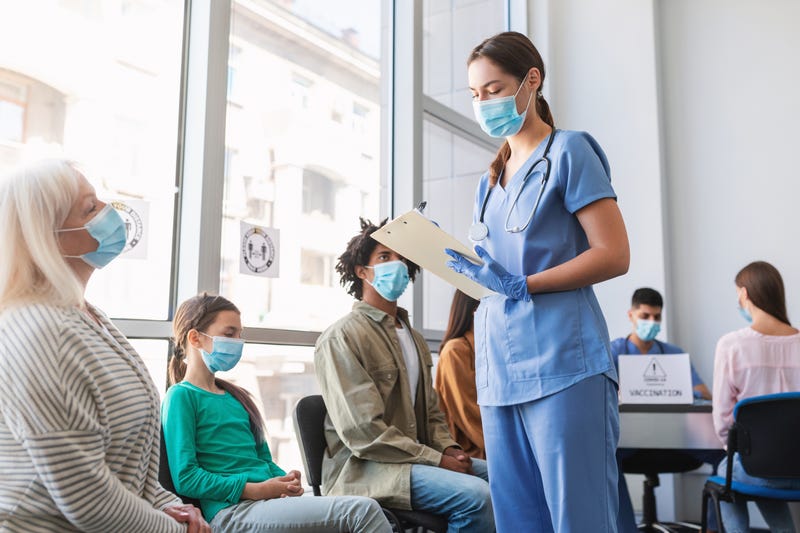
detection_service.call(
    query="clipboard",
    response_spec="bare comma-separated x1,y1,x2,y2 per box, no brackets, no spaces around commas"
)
370,210,495,300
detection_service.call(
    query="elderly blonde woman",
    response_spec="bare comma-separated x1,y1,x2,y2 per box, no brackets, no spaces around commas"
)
0,160,209,532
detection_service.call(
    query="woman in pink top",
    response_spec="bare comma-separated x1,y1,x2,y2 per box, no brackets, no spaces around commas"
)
713,261,800,533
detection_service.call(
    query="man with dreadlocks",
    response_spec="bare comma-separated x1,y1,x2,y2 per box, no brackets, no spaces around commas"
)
314,218,494,533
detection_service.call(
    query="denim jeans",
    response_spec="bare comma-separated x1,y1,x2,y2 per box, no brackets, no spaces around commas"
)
718,454,800,533
210,495,392,532
410,458,494,533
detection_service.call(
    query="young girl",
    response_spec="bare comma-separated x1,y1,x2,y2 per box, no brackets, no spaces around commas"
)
162,293,391,532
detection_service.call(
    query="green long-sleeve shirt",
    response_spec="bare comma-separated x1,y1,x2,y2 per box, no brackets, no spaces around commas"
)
161,381,285,521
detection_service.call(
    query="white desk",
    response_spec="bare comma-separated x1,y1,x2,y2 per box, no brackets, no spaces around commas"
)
618,404,722,451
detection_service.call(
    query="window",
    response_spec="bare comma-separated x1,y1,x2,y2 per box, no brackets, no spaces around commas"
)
291,74,313,110
424,0,507,119
300,249,335,287
220,0,385,332
0,1,185,322
420,0,508,335
422,121,496,331
302,169,338,218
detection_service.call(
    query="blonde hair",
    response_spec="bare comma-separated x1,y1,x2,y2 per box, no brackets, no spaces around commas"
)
0,159,85,310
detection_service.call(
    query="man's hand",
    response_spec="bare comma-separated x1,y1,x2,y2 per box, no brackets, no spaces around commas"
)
439,446,472,474
164,504,211,533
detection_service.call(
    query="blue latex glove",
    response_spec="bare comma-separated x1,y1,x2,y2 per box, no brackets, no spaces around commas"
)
445,245,531,301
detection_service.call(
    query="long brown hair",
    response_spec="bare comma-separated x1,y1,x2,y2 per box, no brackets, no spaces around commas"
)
170,293,266,444
735,261,791,326
468,31,555,186
439,290,480,353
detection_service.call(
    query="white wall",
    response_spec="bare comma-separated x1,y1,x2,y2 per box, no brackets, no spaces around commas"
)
658,0,800,386
540,0,669,344
536,0,800,386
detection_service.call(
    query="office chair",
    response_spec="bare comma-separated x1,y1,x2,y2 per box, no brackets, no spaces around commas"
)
702,392,800,533
293,394,448,533
619,449,704,532
158,429,202,508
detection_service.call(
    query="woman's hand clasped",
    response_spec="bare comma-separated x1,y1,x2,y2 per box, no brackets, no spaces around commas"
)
164,504,211,533
446,246,530,301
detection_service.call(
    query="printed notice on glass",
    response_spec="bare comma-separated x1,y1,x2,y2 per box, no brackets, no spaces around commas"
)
618,354,694,404
370,210,495,300
239,221,279,278
111,198,149,260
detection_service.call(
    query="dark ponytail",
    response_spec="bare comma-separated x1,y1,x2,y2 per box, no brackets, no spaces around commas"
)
469,31,555,185
735,261,791,326
171,293,267,444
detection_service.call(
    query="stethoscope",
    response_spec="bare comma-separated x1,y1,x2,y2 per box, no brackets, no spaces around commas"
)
469,127,556,242
625,335,664,354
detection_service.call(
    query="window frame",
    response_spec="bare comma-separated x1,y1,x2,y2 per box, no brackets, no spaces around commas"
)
111,0,524,356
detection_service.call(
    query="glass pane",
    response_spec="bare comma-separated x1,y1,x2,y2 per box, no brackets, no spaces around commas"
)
0,1,185,320
129,339,170,398
422,119,495,331
423,0,507,120
220,1,386,331
214,343,319,477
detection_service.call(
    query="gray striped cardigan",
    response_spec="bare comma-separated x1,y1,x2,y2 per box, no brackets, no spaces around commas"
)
0,303,184,532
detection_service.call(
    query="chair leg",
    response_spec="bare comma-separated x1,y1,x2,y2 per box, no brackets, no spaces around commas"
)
641,474,660,526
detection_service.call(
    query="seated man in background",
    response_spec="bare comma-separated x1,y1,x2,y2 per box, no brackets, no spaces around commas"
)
613,287,719,533
611,287,711,400
314,218,494,533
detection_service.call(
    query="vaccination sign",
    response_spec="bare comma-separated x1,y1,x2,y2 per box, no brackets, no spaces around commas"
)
239,221,279,278
618,354,694,404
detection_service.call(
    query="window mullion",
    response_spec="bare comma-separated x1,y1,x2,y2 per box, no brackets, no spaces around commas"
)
175,0,232,303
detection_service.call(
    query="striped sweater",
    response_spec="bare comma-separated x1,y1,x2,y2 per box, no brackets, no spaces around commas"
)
0,303,184,532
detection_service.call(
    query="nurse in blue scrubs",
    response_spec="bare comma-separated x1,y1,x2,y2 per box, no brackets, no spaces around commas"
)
446,32,630,532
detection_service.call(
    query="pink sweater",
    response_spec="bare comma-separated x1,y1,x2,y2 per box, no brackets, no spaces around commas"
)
713,327,800,445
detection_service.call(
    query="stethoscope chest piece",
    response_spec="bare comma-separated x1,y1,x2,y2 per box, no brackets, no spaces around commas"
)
469,222,489,242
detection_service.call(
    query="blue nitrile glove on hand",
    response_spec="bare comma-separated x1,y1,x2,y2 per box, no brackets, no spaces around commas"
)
445,245,531,302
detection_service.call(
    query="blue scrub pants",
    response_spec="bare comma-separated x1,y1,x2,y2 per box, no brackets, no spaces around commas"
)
481,374,619,533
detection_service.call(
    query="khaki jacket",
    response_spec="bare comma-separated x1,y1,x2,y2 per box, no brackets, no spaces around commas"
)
314,301,458,509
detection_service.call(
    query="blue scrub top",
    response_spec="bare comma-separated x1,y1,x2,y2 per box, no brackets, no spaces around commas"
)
473,129,618,406
609,336,706,391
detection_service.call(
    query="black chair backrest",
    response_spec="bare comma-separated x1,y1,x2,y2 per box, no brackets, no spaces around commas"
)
733,392,800,479
292,394,328,496
159,429,202,507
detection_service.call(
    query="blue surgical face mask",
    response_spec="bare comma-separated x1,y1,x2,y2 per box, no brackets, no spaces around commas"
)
199,332,244,373
472,81,533,138
738,306,753,324
365,261,410,302
636,319,661,342
58,204,128,268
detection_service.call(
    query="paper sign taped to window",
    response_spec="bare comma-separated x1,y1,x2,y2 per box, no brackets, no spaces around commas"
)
239,221,279,278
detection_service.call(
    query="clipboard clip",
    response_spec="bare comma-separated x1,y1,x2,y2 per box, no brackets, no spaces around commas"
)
415,200,427,214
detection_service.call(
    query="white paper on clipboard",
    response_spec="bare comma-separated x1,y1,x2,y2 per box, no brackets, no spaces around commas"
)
370,210,495,300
